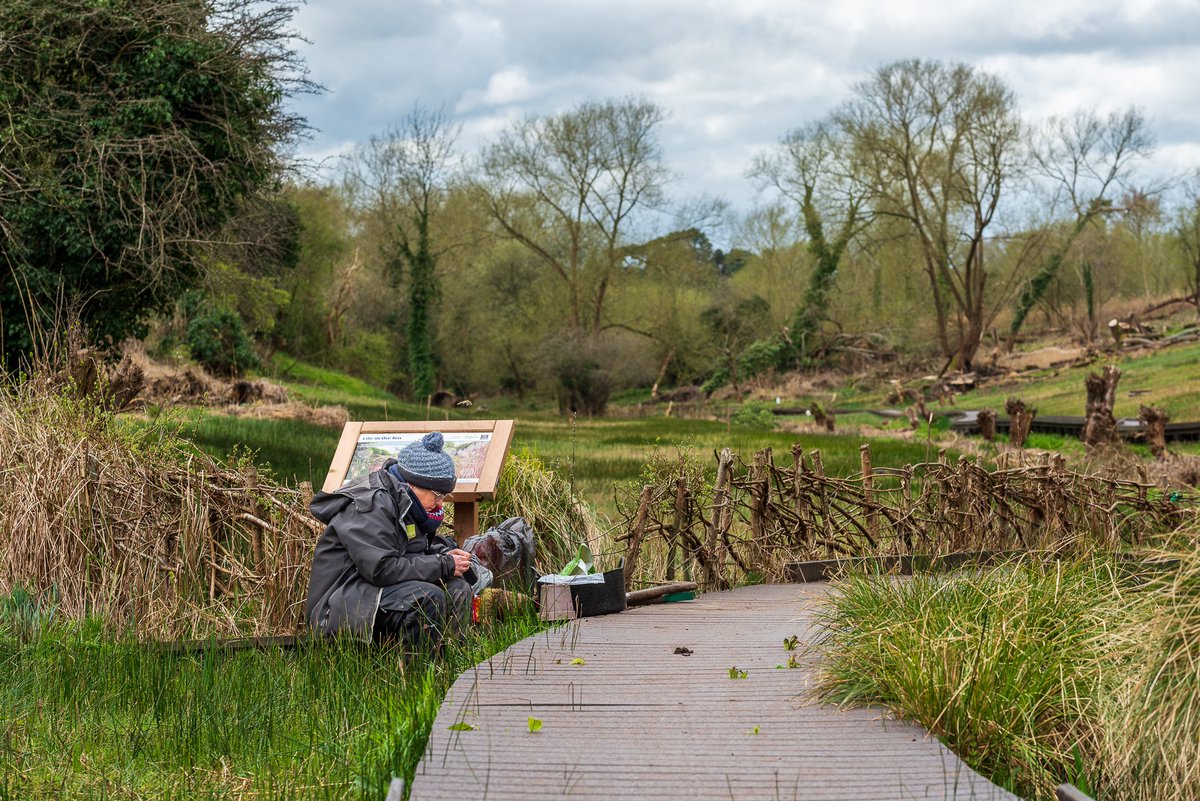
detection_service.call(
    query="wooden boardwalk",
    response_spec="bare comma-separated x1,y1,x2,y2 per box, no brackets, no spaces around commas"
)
410,584,1020,800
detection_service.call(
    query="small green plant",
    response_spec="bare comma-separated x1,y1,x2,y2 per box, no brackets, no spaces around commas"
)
783,635,799,650
727,666,748,679
730,399,776,430
0,587,56,641
527,716,543,733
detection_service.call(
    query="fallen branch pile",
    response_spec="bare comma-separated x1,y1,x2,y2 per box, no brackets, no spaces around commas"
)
621,444,1194,590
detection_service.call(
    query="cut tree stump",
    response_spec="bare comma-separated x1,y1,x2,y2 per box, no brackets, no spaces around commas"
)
1082,366,1121,451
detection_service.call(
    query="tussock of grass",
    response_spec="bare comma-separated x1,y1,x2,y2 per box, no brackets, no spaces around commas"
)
813,558,1139,799
481,450,604,572
1108,529,1200,801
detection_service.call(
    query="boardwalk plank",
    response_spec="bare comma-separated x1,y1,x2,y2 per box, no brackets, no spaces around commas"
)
412,584,1020,801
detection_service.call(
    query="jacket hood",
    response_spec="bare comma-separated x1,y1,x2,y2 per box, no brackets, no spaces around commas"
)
309,468,412,525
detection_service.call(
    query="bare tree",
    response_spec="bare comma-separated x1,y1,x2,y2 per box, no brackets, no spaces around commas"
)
1171,173,1200,315
834,60,1024,371
481,97,670,337
1008,108,1154,344
750,120,869,363
345,105,461,400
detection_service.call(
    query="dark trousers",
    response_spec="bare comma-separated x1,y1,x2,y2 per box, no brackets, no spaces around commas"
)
373,577,472,646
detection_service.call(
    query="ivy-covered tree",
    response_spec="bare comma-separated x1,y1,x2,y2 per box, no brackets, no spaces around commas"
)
0,0,309,367
345,106,461,402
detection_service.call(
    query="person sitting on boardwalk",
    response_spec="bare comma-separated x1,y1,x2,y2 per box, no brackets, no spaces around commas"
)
306,432,473,645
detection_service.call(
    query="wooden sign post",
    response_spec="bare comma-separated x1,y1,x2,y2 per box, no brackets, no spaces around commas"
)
322,420,514,543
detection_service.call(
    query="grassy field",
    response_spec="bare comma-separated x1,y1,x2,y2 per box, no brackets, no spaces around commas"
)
176,400,954,517
961,341,1200,420
0,608,543,801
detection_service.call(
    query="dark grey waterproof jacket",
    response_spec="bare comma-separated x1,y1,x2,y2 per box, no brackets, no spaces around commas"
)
305,468,456,640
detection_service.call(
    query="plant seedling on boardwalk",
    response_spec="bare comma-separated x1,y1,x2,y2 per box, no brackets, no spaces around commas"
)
448,722,474,731
569,657,586,666
783,635,800,650
728,666,748,679
527,717,543,733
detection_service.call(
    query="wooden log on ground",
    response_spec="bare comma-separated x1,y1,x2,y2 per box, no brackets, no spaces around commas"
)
626,581,699,607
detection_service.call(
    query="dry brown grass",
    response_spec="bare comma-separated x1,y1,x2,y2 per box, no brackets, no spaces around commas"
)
0,353,318,639
1105,516,1200,801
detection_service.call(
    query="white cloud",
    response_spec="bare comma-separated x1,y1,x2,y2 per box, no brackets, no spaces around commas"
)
289,0,1200,213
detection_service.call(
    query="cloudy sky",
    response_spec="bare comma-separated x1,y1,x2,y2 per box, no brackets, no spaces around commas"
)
289,0,1200,215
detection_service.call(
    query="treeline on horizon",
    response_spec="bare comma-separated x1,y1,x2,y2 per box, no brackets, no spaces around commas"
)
215,64,1200,411
2,3,1198,412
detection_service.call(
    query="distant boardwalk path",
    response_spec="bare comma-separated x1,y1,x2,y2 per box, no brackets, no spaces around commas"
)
411,584,1019,800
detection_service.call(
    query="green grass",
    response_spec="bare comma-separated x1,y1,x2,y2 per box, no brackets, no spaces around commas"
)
497,415,948,514
267,354,436,422
172,397,954,518
957,341,1200,420
0,609,543,800
813,557,1143,800
173,411,342,488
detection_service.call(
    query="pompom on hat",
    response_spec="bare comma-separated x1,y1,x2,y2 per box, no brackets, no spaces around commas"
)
394,431,457,494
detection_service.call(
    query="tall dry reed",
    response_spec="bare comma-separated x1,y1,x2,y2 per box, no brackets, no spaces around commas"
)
0,358,318,639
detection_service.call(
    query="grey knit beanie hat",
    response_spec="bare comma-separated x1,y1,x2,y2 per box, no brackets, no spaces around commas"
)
394,431,457,493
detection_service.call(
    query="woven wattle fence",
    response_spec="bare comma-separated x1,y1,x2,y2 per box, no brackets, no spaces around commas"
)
620,443,1192,590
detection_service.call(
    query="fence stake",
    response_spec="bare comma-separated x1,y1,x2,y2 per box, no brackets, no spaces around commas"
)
859,444,876,540
667,473,687,582
624,484,653,592
704,449,733,590
811,450,829,548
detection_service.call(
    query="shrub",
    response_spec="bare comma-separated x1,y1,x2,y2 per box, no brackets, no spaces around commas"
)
555,356,612,417
186,303,261,377
731,399,777,430
332,330,397,390
737,335,790,378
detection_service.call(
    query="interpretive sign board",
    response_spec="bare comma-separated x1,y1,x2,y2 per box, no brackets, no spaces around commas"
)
322,420,514,540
